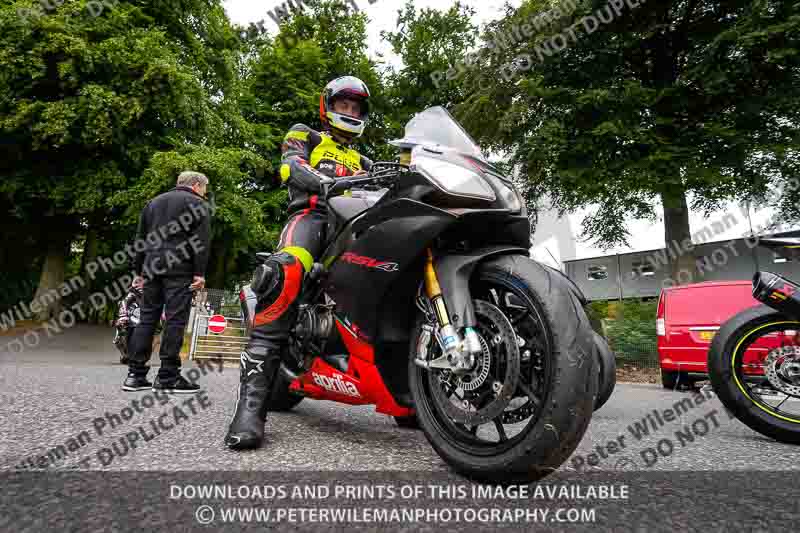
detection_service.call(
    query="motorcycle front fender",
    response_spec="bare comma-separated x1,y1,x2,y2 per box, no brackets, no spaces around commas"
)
434,245,530,329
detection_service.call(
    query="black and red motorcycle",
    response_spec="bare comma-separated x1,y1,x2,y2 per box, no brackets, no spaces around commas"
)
709,233,800,443
241,107,615,483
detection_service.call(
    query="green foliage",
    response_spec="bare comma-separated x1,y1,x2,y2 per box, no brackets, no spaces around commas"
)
600,300,659,364
382,1,478,129
0,0,242,213
0,0,266,302
245,0,391,162
458,0,800,249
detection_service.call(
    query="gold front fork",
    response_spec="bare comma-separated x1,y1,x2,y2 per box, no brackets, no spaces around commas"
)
424,248,451,328
422,248,483,366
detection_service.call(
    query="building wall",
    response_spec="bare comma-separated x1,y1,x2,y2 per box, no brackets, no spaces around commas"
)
564,238,800,301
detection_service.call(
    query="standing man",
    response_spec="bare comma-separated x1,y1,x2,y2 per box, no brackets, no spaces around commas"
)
123,171,212,394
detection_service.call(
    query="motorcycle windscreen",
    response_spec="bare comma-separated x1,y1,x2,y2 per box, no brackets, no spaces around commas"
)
321,198,457,341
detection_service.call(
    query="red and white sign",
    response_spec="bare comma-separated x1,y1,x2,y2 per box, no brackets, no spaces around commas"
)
208,315,227,334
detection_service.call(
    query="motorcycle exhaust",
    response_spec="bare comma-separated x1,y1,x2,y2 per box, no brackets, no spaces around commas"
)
752,271,800,318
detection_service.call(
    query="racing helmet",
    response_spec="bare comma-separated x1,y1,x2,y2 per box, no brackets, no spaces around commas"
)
319,76,370,142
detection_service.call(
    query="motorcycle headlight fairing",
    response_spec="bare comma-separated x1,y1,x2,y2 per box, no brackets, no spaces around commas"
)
482,173,523,212
412,151,496,203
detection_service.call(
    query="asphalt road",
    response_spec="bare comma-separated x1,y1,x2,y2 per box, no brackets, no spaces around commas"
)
3,325,800,532
2,325,800,473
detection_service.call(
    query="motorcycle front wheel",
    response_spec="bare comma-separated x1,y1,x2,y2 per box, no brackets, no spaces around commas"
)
708,305,800,443
408,255,597,484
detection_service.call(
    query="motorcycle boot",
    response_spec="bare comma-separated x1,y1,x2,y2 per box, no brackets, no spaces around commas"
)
225,251,305,450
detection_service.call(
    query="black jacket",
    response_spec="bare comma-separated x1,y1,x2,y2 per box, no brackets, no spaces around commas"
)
132,186,211,278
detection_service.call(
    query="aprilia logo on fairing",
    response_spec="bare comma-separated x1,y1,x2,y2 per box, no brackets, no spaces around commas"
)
312,372,361,397
341,252,399,272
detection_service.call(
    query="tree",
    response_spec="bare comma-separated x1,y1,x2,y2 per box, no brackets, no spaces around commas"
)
114,146,270,288
236,0,396,261
245,0,392,162
382,1,478,128
459,0,800,284
0,0,256,316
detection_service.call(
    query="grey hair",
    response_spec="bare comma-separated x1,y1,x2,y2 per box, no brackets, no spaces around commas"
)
177,171,209,187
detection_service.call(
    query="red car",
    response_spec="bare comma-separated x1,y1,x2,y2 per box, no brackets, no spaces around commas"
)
656,280,792,389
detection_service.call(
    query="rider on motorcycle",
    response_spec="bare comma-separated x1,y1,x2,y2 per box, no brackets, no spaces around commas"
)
225,76,373,450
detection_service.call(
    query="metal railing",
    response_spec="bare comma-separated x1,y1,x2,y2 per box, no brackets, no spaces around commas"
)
190,288,245,321
189,313,248,362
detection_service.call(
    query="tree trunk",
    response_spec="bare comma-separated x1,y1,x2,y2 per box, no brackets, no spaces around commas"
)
79,218,100,322
225,249,239,290
661,189,697,286
32,235,70,322
209,239,228,290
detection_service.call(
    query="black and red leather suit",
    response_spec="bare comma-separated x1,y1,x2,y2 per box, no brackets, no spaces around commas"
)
224,124,371,448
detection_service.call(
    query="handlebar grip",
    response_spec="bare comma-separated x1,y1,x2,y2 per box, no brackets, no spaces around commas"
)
328,180,353,197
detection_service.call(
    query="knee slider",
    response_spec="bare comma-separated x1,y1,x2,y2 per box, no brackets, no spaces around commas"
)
251,251,303,300
251,260,283,299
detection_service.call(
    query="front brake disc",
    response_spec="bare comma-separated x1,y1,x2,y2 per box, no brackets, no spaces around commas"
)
427,300,520,426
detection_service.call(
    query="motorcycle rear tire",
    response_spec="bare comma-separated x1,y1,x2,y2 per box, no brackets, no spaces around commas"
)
708,305,800,444
592,331,616,411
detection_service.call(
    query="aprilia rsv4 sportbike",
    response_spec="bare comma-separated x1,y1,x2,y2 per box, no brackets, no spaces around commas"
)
241,107,615,483
708,233,800,443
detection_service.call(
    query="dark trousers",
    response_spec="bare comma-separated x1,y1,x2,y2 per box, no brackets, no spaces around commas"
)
128,275,193,379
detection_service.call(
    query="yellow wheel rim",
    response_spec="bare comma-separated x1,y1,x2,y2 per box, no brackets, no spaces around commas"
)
732,321,800,424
